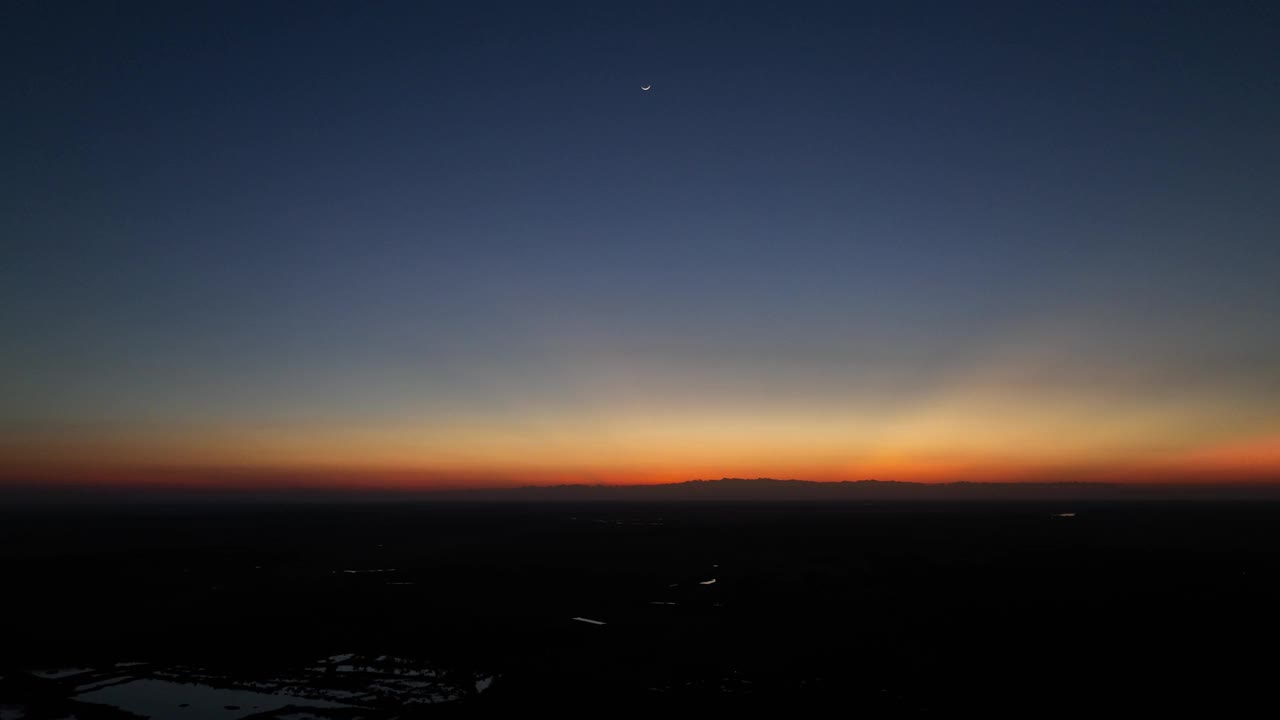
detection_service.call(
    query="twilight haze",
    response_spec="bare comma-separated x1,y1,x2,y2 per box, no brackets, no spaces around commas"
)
3,2,1278,490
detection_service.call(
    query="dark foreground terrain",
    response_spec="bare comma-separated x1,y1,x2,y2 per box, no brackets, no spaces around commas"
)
3,500,1279,716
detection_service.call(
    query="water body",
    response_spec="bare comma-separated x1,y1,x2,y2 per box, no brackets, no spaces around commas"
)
76,678,355,719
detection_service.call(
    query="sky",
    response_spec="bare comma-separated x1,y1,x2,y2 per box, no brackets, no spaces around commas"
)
3,1,1279,489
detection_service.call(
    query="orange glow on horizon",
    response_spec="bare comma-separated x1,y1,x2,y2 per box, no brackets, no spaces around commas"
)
6,444,1280,491
5,399,1279,490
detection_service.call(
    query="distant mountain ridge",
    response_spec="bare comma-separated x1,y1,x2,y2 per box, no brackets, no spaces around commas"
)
6,476,1280,503
438,477,1280,501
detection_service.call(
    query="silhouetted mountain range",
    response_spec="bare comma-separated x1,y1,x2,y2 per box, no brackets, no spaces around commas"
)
6,477,1280,503
438,477,1280,501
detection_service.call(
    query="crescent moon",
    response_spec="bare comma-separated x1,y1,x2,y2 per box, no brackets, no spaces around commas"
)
641,85,651,91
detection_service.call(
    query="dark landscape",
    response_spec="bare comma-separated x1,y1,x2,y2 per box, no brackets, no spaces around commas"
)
5,485,1280,715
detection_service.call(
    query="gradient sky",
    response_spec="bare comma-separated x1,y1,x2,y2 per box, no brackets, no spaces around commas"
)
3,2,1279,488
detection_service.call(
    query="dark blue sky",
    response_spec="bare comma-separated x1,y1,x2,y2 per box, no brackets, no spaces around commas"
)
3,2,1279,483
